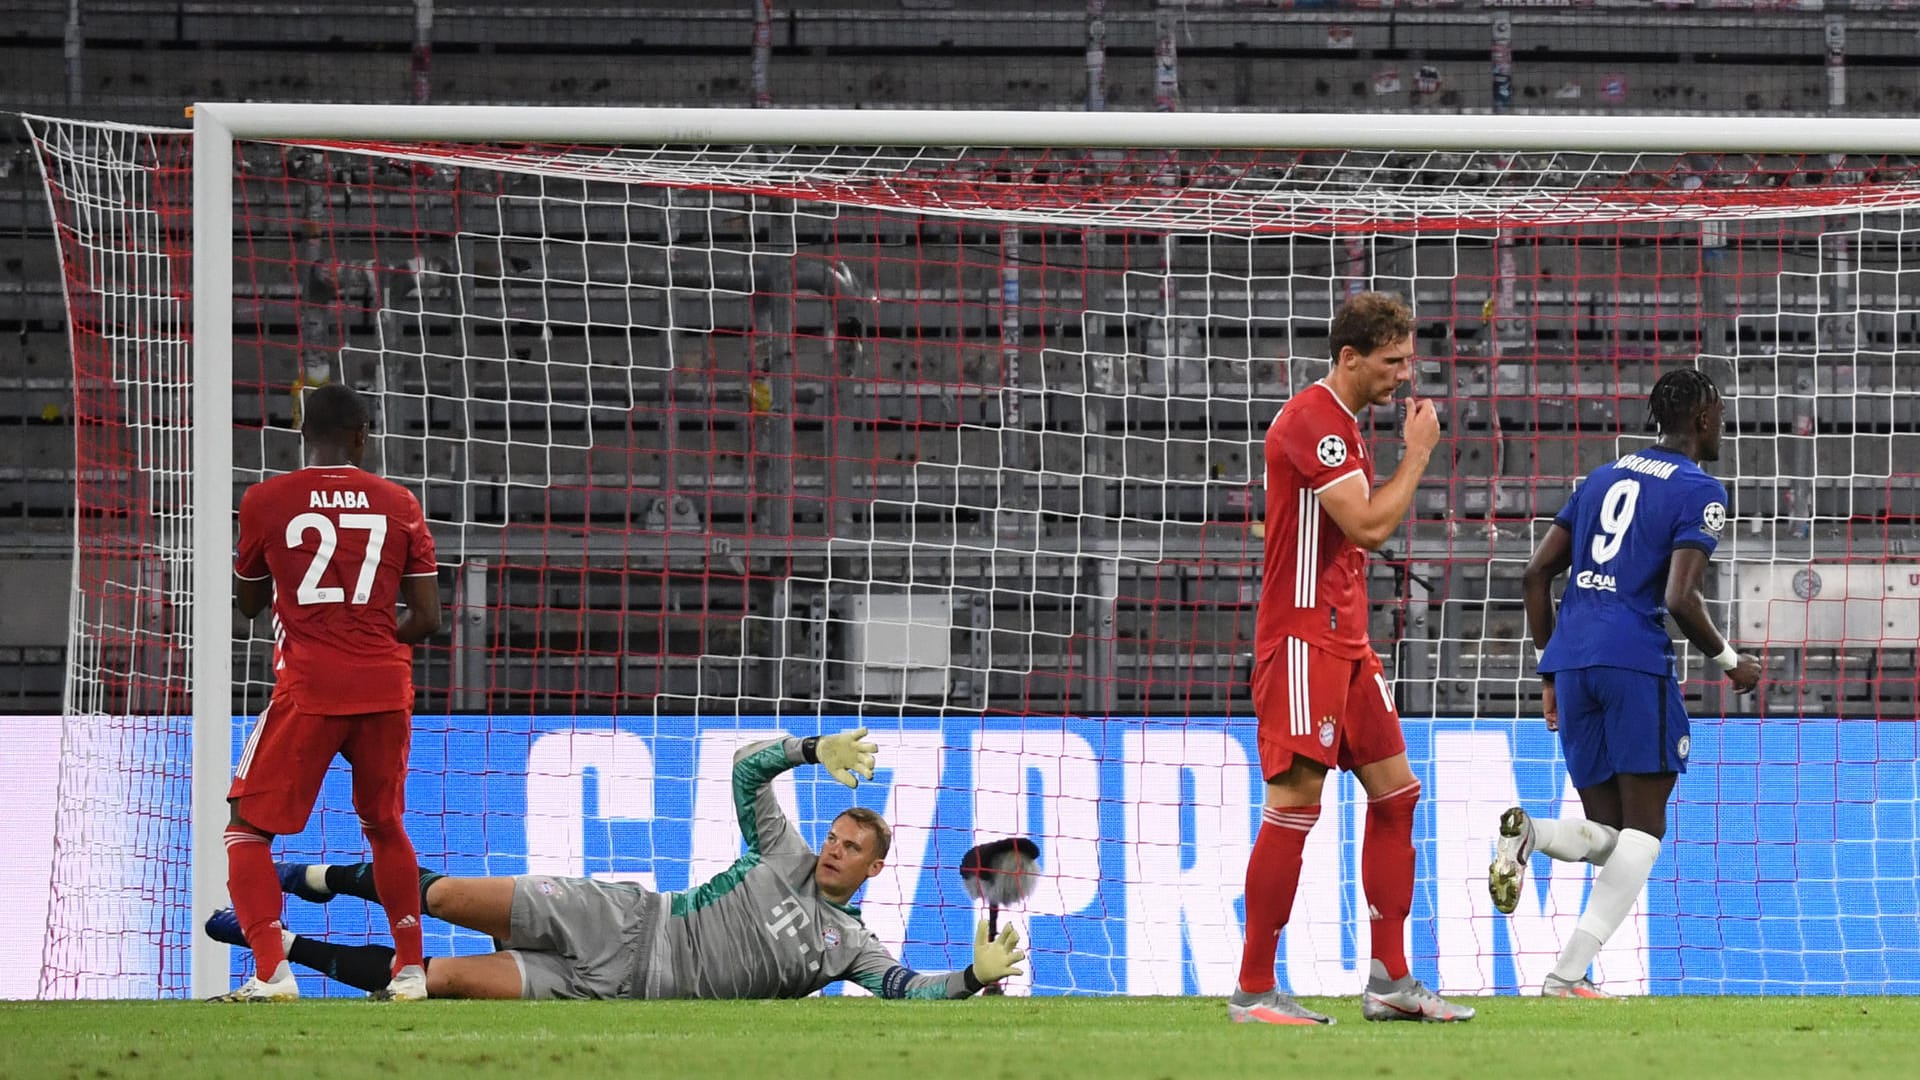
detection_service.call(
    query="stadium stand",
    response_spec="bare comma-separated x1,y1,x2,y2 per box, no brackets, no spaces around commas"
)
6,1,1920,722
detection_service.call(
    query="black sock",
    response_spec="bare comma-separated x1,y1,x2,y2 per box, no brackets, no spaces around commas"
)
286,936,398,994
417,868,445,917
323,863,382,903
325,864,447,918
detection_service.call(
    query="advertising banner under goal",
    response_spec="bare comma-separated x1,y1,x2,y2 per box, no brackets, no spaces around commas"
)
255,714,1918,998
9,715,1914,997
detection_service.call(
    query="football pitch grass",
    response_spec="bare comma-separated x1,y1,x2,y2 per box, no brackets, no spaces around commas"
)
4,996,1917,1080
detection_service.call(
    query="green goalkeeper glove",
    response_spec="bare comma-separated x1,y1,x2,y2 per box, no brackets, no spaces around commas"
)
816,726,878,789
971,919,1026,985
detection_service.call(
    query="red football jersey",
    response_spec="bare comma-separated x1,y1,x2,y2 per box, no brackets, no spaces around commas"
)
234,466,437,715
1255,381,1375,661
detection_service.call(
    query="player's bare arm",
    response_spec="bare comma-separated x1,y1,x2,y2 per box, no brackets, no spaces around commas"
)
233,488,272,618
1521,523,1574,730
234,573,270,619
1310,328,1439,551
1316,396,1439,551
1665,547,1761,693
1522,523,1574,650
395,572,443,644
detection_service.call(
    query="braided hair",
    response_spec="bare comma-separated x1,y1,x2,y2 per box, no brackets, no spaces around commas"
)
1647,368,1721,437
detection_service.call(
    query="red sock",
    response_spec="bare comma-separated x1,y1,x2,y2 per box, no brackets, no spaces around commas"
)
1237,803,1320,994
223,826,287,980
363,821,425,971
1363,781,1420,982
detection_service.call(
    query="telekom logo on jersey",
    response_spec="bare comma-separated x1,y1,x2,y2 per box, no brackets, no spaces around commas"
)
515,723,1647,997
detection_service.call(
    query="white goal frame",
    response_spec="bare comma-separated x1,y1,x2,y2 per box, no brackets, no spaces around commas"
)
186,103,1920,998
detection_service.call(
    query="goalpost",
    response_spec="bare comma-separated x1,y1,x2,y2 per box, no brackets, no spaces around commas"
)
26,105,1920,999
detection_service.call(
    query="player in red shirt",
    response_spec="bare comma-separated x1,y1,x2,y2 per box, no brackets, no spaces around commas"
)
216,384,443,1001
1230,292,1473,1025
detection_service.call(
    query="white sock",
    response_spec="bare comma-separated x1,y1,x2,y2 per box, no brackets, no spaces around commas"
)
1551,828,1660,982
1531,817,1620,866
262,959,295,986
305,865,333,897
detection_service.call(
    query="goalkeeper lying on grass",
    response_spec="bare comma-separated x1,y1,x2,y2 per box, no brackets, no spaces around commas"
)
206,729,1026,1000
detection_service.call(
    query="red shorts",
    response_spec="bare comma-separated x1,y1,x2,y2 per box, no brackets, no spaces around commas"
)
1252,637,1405,780
227,694,413,836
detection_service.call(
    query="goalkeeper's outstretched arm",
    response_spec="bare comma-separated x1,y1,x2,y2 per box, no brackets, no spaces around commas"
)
730,728,879,860
844,919,1026,1000
729,737,813,862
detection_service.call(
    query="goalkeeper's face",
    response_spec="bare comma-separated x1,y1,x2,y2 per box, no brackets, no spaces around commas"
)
816,815,887,898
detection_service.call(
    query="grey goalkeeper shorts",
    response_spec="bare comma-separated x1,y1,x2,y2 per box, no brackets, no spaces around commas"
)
505,875,666,1000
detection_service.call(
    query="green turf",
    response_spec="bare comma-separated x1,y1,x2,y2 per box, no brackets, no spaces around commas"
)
2,996,1914,1080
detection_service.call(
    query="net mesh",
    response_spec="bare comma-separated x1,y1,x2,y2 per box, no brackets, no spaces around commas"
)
309,140,1920,231
27,118,195,997
28,115,1920,997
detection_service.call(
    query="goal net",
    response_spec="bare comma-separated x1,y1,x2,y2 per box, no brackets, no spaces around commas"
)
26,108,1920,999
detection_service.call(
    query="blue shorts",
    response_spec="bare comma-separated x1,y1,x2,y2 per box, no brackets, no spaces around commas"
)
1551,666,1691,789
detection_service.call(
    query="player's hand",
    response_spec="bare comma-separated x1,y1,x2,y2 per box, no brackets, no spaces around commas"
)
971,919,1026,985
816,726,878,789
1726,652,1762,693
1404,397,1441,459
1541,679,1559,732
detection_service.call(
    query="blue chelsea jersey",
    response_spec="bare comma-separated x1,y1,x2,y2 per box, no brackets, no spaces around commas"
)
1537,447,1730,678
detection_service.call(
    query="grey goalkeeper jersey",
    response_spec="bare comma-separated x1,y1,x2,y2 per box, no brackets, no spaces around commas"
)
646,737,975,1000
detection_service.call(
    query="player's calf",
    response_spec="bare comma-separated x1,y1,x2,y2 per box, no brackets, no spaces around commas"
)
357,819,428,971
1360,778,1419,982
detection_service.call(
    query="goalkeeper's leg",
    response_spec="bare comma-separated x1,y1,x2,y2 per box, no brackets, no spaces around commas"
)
205,909,522,998
280,862,515,942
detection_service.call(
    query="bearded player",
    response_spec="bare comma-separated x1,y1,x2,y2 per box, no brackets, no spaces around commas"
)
217,384,443,1002
1231,292,1473,1025
1493,368,1761,997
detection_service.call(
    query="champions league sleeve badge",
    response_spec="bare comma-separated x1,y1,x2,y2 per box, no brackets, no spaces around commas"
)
1316,434,1348,468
